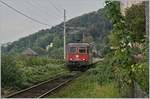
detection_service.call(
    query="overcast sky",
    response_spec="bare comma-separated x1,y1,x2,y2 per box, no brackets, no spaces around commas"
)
0,0,105,44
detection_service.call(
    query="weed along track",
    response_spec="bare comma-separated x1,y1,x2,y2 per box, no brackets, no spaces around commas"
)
6,72,81,98
5,60,101,98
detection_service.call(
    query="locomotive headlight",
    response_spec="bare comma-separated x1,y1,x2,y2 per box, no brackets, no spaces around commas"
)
70,58,72,60
82,58,85,61
75,55,79,58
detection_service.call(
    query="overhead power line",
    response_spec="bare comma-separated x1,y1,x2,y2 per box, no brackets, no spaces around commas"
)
21,0,52,23
27,0,62,21
47,0,63,14
0,0,51,26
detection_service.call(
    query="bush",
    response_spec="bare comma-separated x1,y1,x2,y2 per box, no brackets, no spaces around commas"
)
1,54,67,90
87,63,113,85
16,56,65,67
132,62,149,93
1,55,24,88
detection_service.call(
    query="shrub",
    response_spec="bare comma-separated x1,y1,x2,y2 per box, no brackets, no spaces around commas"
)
1,54,67,90
1,55,24,88
87,63,113,85
132,62,149,93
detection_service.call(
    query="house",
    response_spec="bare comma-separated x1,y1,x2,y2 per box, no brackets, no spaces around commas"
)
22,48,38,56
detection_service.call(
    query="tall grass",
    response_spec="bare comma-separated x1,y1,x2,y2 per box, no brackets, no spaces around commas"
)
1,54,67,90
50,62,120,98
1,55,25,88
50,74,120,98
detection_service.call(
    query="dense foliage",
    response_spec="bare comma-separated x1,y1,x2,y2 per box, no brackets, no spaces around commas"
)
125,2,146,42
1,55,24,88
104,0,148,96
1,55,67,91
87,62,113,85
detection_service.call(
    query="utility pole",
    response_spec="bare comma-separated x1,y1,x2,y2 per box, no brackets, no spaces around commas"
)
29,39,31,48
64,9,66,60
82,32,85,43
36,34,38,46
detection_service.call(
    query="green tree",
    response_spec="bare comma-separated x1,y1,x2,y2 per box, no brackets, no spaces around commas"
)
104,0,148,96
53,35,63,47
125,2,145,42
105,1,135,97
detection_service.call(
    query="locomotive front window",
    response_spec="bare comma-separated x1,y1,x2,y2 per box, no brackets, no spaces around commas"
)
70,47,76,53
79,47,86,53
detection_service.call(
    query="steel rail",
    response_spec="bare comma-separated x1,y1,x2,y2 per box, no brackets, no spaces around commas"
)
5,59,101,98
38,79,72,98
6,72,76,98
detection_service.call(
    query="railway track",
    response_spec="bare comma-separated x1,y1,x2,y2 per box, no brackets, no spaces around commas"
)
6,72,80,98
5,60,101,98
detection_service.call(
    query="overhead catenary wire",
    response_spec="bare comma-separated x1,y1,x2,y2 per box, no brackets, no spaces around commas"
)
27,0,63,22
20,0,51,23
0,0,51,26
47,0,63,14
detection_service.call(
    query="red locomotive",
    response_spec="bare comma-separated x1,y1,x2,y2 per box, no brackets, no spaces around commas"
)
66,43,92,71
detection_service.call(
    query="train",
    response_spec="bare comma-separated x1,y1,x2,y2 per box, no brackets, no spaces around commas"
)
66,43,93,71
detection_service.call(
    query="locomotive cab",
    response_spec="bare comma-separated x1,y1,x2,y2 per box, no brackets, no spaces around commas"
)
66,43,92,70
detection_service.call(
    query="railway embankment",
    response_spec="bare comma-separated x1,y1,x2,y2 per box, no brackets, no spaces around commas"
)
49,62,121,98
1,55,69,97
5,72,81,98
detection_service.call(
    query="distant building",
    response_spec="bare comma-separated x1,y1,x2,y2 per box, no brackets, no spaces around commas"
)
22,48,38,56
46,43,53,51
120,0,144,15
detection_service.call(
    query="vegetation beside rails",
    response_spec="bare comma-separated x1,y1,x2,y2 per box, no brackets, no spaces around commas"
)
105,1,149,96
1,54,68,96
49,62,121,98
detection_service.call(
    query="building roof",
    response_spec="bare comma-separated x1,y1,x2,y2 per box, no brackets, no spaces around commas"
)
22,48,38,56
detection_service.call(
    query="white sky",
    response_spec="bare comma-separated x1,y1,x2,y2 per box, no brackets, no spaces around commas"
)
0,0,105,44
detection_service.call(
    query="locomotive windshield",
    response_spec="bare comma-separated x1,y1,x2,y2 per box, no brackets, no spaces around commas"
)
79,47,86,53
70,47,76,53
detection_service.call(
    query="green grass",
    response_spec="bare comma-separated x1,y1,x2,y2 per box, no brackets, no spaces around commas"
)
49,74,120,98
49,62,121,98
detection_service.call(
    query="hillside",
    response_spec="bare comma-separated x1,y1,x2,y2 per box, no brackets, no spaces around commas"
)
2,8,112,59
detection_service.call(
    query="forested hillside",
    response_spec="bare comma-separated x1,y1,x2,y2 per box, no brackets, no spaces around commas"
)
2,8,112,59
